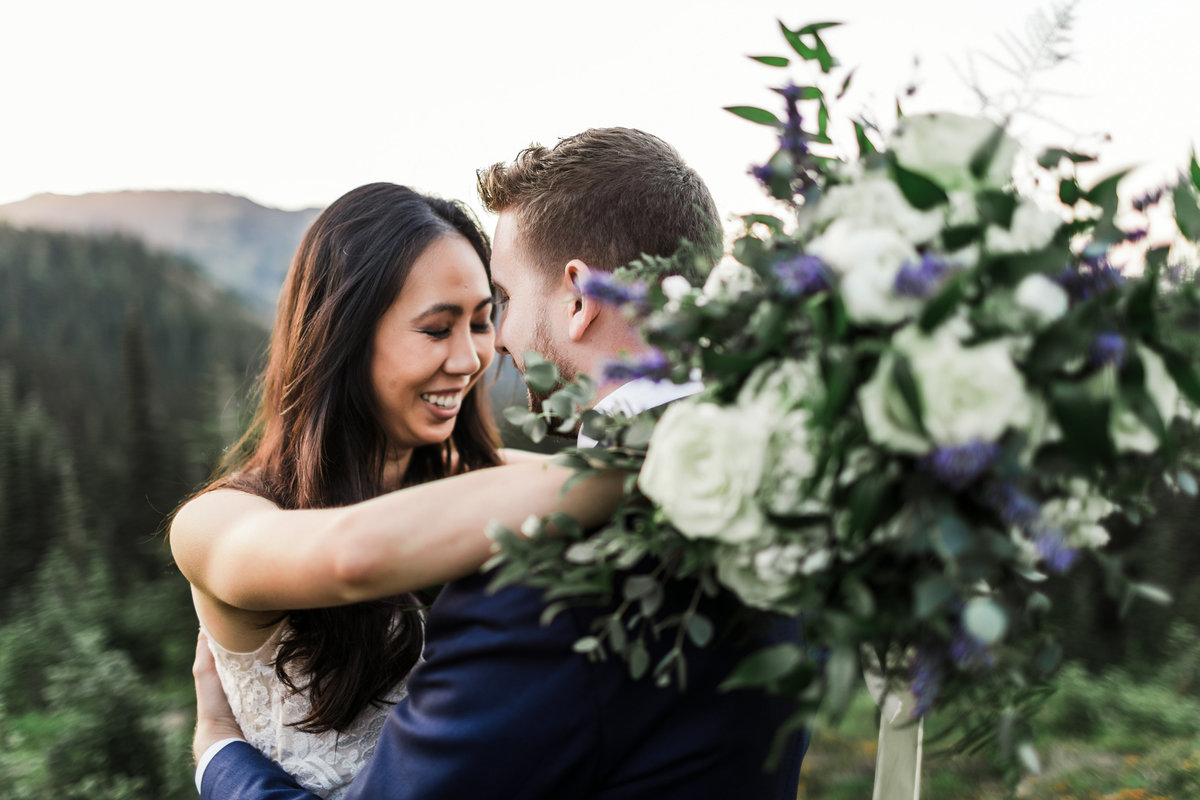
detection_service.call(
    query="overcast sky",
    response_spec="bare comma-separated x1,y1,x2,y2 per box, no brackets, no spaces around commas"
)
4,0,1196,235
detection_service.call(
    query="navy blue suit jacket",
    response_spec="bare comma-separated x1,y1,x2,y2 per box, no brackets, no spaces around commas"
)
201,570,808,799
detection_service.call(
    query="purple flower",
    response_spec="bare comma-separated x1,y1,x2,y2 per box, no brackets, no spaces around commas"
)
1034,528,1078,573
1056,257,1125,302
983,481,1041,531
1089,332,1127,369
919,440,1001,491
581,273,648,308
772,254,830,297
1124,228,1148,243
893,253,950,298
750,164,776,184
780,129,807,155
950,627,996,670
1132,184,1170,212
602,348,672,383
779,82,805,104
909,647,945,718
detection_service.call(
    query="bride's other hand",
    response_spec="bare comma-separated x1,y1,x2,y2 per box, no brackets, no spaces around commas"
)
192,630,243,764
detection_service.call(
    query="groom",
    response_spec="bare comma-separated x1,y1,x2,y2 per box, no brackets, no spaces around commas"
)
193,128,809,799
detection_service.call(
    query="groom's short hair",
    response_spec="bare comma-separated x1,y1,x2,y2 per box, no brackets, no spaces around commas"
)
477,127,720,281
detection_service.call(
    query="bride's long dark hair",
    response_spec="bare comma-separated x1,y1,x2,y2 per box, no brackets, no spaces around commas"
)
204,182,500,733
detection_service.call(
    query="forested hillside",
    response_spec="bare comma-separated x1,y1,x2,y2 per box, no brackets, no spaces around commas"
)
0,223,268,798
0,191,321,315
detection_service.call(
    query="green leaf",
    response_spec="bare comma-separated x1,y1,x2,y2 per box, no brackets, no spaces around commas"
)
1049,383,1115,466
813,35,836,73
1036,147,1096,169
523,417,548,444
962,598,1008,645
853,121,877,157
741,213,785,235
502,406,535,425
1132,583,1172,606
1084,168,1133,214
824,645,858,719
1192,149,1200,192
841,576,874,617
778,20,816,59
1059,179,1082,206
837,67,856,100
1174,184,1200,240
796,21,842,35
914,575,955,618
720,643,806,690
686,614,714,647
1178,470,1198,496
629,638,650,679
1159,345,1200,406
935,514,975,559
606,615,627,652
891,160,949,210
891,355,926,433
816,103,831,143
573,636,601,654
750,55,789,67
969,124,1009,180
918,272,966,332
723,105,781,127
522,351,559,394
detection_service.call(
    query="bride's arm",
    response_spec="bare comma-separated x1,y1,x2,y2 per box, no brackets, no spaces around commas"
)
170,462,622,613
498,447,553,464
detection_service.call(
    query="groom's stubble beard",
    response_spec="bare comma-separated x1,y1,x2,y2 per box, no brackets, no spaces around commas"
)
527,313,580,438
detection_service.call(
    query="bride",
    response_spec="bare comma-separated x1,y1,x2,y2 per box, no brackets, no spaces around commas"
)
170,182,620,799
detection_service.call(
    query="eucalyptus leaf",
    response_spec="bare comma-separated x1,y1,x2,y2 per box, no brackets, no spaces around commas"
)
629,638,650,679
750,55,789,67
686,614,715,647
720,643,806,690
914,575,955,619
962,598,1008,645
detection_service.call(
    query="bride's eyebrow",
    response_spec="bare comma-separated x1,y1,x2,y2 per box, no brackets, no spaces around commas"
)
413,297,493,321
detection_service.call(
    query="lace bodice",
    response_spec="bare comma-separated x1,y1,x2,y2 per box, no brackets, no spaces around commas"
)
205,624,407,799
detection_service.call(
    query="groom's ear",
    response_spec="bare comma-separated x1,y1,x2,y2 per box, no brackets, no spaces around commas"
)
564,260,602,343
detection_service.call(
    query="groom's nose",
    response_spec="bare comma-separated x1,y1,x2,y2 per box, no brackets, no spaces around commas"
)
493,311,510,357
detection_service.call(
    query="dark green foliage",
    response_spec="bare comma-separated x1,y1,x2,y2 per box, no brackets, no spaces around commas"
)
0,224,266,797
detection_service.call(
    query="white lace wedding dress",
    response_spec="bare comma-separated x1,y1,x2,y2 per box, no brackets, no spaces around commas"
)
205,623,407,799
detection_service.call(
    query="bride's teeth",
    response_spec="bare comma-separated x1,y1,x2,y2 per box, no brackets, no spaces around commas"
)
421,393,459,409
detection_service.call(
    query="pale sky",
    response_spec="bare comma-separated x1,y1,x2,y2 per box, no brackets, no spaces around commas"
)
3,0,1196,235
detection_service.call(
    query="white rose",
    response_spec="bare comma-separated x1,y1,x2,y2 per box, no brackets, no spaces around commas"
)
889,112,1019,192
1112,345,1180,453
813,178,944,246
660,274,694,302
986,202,1062,254
638,401,767,543
1014,273,1069,325
761,411,823,516
738,357,818,416
807,220,922,324
858,324,1034,453
1041,480,1115,550
714,528,831,613
702,257,758,301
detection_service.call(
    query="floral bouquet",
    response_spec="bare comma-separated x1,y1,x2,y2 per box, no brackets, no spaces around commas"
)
489,19,1200,776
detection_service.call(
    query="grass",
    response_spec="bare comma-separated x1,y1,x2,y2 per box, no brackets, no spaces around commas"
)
796,645,1200,799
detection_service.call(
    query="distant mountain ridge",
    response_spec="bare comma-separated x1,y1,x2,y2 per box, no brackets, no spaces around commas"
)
0,190,322,315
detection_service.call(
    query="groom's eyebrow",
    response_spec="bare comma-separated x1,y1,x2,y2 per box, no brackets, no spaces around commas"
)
413,297,493,320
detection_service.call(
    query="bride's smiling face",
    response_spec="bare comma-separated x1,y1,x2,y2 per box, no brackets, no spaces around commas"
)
370,233,495,455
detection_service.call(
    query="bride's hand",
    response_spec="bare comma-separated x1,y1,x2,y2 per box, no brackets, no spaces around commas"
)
192,630,244,763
